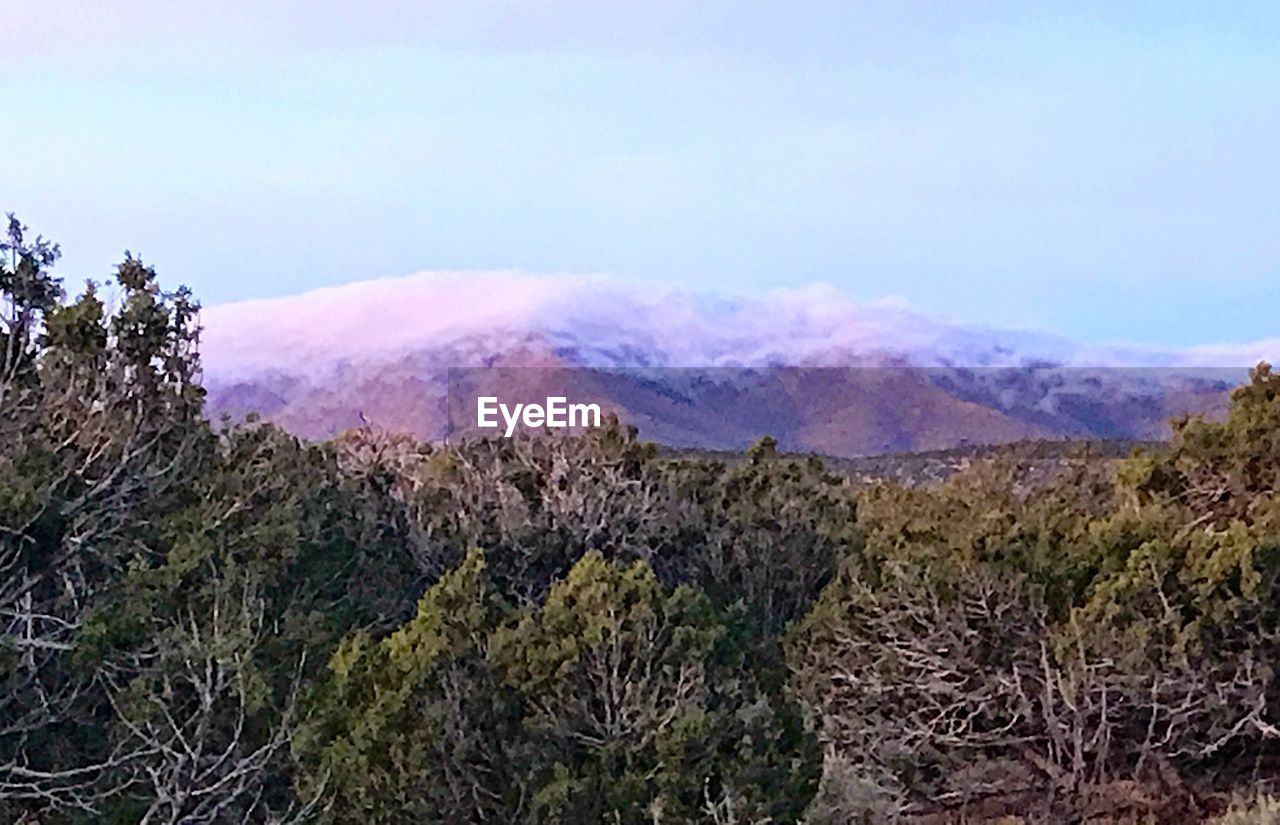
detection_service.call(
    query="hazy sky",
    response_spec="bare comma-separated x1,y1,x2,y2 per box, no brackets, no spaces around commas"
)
4,1,1277,346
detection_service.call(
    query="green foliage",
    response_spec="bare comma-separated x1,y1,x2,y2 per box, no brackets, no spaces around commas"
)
788,363,1280,822
655,450,857,636
293,549,519,822
297,550,819,823
494,552,818,823
8,214,1280,822
0,218,425,821
384,421,857,640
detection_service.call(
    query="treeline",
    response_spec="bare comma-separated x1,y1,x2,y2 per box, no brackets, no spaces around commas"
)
3,218,1280,822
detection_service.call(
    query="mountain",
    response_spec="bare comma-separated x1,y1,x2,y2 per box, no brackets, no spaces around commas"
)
199,272,1270,456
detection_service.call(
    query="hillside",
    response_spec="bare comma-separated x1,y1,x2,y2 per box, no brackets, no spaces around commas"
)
200,273,1257,454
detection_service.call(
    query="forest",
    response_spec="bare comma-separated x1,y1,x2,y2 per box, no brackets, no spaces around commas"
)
4,216,1280,823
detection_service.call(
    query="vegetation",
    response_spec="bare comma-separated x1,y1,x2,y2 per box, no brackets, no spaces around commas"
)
4,216,1280,822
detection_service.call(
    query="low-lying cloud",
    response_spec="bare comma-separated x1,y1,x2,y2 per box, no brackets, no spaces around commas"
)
198,270,1278,382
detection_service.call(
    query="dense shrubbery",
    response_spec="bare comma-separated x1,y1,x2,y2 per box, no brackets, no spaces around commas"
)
791,369,1280,822
295,549,816,822
4,218,1280,822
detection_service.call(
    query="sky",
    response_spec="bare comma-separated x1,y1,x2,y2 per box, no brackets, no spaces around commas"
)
3,1,1277,347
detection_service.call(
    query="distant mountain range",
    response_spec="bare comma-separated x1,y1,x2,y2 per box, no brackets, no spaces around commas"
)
199,272,1271,456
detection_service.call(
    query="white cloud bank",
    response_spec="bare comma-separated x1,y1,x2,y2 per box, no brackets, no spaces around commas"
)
198,270,1278,381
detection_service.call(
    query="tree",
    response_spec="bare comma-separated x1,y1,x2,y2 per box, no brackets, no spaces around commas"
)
493,552,818,823
293,549,520,823
0,228,214,817
298,550,820,823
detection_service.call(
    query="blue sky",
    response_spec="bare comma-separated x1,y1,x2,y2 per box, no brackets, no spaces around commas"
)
4,1,1277,346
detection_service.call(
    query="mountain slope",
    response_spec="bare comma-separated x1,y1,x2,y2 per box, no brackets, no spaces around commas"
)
200,272,1267,454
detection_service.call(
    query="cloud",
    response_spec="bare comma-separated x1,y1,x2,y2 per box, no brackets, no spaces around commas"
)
198,270,1276,383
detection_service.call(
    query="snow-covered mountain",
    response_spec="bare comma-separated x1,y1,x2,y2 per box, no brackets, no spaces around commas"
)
198,271,1274,454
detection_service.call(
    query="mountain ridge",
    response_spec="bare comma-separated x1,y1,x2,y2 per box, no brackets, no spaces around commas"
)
199,271,1270,454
